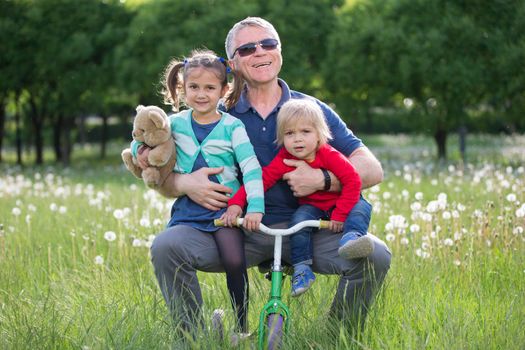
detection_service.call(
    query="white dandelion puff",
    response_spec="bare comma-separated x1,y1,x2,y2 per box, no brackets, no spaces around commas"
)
506,193,517,203
59,206,67,214
113,209,125,220
409,224,420,233
50,203,58,212
442,211,451,220
400,237,409,245
385,233,395,242
415,192,424,200
12,207,22,216
94,255,104,265
132,239,142,247
104,231,117,242
444,238,454,246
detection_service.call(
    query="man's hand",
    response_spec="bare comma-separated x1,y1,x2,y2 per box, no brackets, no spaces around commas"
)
220,205,243,227
179,167,232,211
329,220,344,233
243,212,263,232
282,159,324,197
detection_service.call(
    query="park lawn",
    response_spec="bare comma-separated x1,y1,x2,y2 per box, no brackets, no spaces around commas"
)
0,134,524,349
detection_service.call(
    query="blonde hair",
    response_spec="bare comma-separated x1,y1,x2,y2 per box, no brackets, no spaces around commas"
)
276,99,332,147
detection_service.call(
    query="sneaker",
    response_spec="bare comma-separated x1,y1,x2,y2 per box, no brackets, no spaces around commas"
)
338,232,374,259
291,267,316,297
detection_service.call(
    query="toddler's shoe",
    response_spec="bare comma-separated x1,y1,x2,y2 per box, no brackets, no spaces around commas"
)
338,232,374,259
291,267,315,297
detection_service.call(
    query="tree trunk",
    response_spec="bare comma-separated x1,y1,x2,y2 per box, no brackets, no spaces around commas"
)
53,114,62,162
60,114,73,166
0,94,6,163
433,128,447,161
100,114,108,159
15,94,23,165
77,114,86,146
29,96,45,165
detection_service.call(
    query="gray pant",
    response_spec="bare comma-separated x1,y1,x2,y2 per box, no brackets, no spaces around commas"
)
150,223,391,331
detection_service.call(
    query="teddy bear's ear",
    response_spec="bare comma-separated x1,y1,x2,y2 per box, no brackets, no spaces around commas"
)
136,105,145,112
149,110,167,129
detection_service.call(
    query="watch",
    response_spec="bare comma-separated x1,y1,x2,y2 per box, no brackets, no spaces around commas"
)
321,168,331,191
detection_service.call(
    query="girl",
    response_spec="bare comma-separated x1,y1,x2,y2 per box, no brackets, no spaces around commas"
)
133,49,264,332
222,99,374,297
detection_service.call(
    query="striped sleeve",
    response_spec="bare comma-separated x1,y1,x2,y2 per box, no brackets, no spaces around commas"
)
231,121,264,214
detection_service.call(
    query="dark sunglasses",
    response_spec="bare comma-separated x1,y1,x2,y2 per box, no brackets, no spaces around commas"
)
232,38,279,58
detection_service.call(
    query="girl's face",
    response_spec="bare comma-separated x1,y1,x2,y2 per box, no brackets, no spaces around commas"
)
282,121,320,162
184,67,228,120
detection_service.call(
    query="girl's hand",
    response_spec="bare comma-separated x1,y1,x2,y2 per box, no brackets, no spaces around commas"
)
136,145,151,170
243,212,263,232
330,220,344,233
220,205,243,227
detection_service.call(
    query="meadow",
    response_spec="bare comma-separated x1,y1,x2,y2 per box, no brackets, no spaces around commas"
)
1,134,524,349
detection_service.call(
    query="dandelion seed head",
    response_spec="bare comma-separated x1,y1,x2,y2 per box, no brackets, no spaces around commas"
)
104,231,117,242
132,238,142,247
506,193,517,203
59,206,67,214
50,203,58,212
415,192,424,200
513,226,523,235
442,211,451,220
409,224,420,233
410,202,422,212
385,233,395,241
400,237,409,245
454,259,461,266
113,209,125,220
140,218,151,228
444,238,454,246
383,192,391,200
12,207,21,216
94,255,104,265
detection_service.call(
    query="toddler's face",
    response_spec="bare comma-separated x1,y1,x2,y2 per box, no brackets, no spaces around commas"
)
282,121,319,161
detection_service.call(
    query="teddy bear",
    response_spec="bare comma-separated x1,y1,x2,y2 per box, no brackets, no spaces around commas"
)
121,105,176,188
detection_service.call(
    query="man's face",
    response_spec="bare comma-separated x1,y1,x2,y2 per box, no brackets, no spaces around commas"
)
230,26,282,86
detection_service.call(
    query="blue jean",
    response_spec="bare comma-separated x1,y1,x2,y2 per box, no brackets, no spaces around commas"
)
290,195,372,265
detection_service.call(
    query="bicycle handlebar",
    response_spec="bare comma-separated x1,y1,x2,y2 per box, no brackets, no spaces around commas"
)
214,218,330,237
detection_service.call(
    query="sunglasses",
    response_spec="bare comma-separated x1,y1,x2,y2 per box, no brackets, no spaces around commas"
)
232,38,279,58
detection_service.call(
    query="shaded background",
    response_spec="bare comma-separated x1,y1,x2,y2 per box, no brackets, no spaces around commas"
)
1,0,524,165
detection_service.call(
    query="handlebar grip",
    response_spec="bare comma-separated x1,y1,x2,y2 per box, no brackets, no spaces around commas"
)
214,218,242,227
319,220,330,229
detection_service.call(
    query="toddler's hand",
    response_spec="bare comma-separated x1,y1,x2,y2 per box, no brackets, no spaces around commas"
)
220,205,243,227
330,220,343,233
243,212,263,232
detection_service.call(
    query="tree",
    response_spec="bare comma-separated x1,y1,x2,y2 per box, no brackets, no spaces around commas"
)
324,0,514,160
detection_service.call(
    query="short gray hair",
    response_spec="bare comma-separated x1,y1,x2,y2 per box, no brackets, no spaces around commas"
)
225,17,281,59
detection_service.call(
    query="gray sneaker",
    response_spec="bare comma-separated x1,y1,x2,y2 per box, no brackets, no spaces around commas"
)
338,233,374,259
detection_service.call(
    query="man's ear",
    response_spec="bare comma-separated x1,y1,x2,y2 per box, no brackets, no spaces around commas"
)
228,60,235,72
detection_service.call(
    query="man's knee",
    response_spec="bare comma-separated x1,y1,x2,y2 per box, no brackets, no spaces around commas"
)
366,235,391,280
150,228,187,265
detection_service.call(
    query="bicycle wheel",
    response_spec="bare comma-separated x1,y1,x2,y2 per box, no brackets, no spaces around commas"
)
266,313,284,350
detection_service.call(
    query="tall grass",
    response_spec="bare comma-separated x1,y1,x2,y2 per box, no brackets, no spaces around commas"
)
1,134,524,349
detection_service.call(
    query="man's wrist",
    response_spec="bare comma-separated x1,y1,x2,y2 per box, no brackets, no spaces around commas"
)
321,168,331,191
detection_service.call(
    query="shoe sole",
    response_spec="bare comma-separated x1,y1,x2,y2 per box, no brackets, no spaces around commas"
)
291,279,315,297
338,235,374,259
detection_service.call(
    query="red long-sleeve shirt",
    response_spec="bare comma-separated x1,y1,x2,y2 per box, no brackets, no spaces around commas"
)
229,144,361,222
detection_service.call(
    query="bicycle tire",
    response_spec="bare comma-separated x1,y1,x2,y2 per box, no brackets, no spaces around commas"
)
266,313,284,350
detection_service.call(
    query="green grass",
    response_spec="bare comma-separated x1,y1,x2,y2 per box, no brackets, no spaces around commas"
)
1,134,524,349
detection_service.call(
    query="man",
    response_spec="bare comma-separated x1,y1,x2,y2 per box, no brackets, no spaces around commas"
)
147,17,391,332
